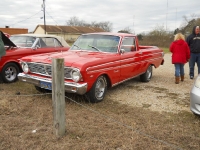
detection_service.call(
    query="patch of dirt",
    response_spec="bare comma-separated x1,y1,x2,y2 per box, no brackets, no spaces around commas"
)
106,54,196,114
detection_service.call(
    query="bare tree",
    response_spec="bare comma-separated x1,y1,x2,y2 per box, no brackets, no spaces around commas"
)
66,16,113,32
96,22,113,32
137,34,143,41
118,27,132,34
139,24,173,47
138,15,200,47
180,14,200,35
149,24,168,36
66,16,86,26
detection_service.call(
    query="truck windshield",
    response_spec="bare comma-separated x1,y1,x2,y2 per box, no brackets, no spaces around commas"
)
70,34,120,53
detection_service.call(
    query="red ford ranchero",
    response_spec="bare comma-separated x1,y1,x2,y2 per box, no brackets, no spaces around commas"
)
18,32,164,103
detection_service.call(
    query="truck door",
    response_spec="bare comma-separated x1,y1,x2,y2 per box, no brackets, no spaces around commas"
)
120,36,141,81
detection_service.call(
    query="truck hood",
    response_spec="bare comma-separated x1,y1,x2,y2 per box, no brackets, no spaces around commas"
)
20,50,118,67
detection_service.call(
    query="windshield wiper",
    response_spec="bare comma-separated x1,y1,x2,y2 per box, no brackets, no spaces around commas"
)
73,44,81,49
88,45,102,52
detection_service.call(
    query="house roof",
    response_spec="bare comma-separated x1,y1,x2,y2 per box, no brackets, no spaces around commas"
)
33,25,105,34
0,27,28,35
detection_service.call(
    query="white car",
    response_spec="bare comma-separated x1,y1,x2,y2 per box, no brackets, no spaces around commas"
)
190,74,200,116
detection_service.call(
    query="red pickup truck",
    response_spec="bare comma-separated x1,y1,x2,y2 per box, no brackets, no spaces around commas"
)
18,32,164,103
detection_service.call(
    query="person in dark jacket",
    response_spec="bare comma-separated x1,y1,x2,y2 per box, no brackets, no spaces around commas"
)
186,26,200,79
170,33,190,84
0,31,6,60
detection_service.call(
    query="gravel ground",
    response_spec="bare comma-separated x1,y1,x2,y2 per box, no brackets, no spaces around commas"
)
105,53,198,114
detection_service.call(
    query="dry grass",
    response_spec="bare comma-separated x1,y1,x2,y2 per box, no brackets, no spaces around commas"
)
1,80,200,150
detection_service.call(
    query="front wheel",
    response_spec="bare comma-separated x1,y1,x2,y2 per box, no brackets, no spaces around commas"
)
140,65,152,82
1,63,19,83
85,75,107,103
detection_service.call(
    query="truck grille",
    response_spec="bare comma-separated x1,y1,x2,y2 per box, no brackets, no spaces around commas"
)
27,62,72,79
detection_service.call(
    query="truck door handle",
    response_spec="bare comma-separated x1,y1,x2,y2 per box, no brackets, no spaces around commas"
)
114,70,119,73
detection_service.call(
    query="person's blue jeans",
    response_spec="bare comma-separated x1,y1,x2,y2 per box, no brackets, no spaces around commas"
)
174,63,184,77
189,53,200,76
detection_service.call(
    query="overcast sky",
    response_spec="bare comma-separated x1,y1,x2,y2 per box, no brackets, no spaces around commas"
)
0,0,199,34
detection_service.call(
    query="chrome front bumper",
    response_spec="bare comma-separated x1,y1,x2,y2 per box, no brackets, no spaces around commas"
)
18,73,88,95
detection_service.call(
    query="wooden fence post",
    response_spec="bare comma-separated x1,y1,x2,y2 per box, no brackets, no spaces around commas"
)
52,58,66,137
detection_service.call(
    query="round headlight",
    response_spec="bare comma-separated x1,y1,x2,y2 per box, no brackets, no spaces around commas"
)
71,69,81,82
22,62,29,73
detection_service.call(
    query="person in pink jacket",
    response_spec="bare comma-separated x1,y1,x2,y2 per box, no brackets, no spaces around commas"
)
170,33,190,84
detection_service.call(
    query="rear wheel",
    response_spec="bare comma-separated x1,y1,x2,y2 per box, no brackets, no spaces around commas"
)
85,75,107,103
1,63,19,83
140,65,152,82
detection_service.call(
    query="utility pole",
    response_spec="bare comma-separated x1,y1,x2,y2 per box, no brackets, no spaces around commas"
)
43,0,46,34
166,0,168,31
133,15,135,35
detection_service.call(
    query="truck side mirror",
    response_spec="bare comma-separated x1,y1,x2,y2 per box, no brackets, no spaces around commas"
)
120,49,125,54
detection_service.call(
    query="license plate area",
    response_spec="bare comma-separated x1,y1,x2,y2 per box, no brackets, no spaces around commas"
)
40,81,52,90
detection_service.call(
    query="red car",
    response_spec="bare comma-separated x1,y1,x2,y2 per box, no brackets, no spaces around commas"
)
0,34,70,83
18,32,164,103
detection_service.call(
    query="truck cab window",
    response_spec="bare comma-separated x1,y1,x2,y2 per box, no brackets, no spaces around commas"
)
121,37,136,52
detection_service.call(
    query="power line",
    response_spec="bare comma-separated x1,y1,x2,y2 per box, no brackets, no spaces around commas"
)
10,10,42,27
166,0,168,31
46,10,59,25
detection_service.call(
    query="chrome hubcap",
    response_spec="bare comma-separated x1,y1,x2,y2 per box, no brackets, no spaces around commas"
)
5,67,17,81
95,77,106,99
147,66,152,79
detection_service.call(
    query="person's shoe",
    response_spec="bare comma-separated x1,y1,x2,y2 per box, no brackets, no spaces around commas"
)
181,75,184,81
190,76,194,79
175,76,180,84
